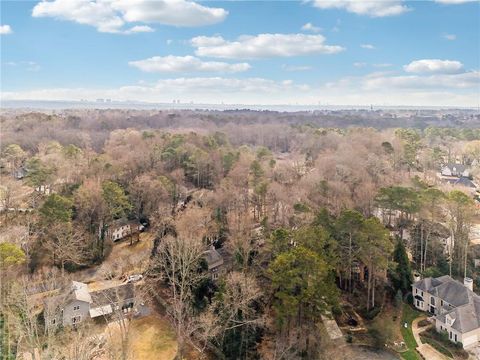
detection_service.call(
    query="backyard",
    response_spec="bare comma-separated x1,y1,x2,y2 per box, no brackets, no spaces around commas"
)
104,314,178,360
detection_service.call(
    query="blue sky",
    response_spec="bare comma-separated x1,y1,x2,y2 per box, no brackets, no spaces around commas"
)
1,0,479,106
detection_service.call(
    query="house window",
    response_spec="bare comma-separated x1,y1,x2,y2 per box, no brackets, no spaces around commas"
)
431,297,435,306
73,305,80,311
455,334,457,342
51,319,56,325
449,332,452,340
441,300,444,306
72,315,81,324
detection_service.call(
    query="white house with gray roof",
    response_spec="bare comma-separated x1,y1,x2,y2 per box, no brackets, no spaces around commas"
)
412,275,480,349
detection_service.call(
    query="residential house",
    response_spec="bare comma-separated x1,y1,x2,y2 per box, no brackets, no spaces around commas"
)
441,163,470,178
204,246,224,281
107,219,144,242
412,275,480,349
44,281,135,328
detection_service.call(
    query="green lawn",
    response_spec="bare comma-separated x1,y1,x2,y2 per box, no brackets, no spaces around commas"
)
400,350,422,360
399,303,423,360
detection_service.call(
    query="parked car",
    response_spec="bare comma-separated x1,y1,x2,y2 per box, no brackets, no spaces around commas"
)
126,274,143,283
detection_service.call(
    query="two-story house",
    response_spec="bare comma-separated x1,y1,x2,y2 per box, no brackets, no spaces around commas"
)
204,246,224,281
412,275,480,349
44,281,135,329
107,219,144,242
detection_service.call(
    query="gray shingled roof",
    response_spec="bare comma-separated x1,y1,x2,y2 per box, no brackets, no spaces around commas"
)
204,247,223,269
414,276,472,307
414,275,480,334
444,163,467,173
90,283,134,308
437,295,480,333
413,275,450,293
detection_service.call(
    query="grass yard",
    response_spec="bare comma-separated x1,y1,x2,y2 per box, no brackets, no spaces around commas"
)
104,315,177,360
400,303,423,360
129,315,178,360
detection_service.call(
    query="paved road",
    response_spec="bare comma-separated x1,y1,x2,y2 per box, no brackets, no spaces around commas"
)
412,317,449,360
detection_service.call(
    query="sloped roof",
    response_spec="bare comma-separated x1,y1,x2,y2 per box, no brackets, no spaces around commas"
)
43,281,92,310
415,275,480,334
444,163,467,173
204,247,223,269
437,295,480,333
90,283,134,308
443,177,477,189
71,281,92,303
413,275,450,293
413,276,472,308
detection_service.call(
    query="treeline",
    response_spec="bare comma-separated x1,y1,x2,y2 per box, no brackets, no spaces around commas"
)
1,109,479,152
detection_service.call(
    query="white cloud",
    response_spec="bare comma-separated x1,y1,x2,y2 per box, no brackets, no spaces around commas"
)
360,44,375,49
373,63,392,68
404,59,464,74
111,0,228,26
191,33,344,59
190,35,226,47
311,0,410,17
434,0,478,4
32,0,227,33
363,71,479,90
443,34,456,40
129,55,250,73
0,25,13,34
353,62,367,68
301,22,322,33
124,25,154,34
3,61,40,71
0,77,310,104
281,64,313,71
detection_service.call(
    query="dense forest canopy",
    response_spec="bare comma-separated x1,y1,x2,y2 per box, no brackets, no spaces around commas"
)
1,108,479,360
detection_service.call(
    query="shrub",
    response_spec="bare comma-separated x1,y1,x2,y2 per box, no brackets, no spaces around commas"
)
361,306,381,320
418,319,430,327
368,328,386,349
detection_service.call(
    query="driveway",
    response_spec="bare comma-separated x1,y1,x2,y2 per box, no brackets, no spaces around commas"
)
412,317,450,360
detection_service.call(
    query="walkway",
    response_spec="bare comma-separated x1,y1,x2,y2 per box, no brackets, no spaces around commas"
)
412,318,450,360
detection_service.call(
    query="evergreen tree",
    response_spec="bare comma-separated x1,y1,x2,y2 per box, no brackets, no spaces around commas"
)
391,239,413,294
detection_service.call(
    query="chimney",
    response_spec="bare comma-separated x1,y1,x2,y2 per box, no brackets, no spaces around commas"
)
413,272,421,283
464,277,473,291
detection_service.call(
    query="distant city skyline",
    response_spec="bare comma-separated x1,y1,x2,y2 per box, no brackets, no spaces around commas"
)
1,0,479,107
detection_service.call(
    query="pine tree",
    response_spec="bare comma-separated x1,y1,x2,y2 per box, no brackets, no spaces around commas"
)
392,239,413,294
